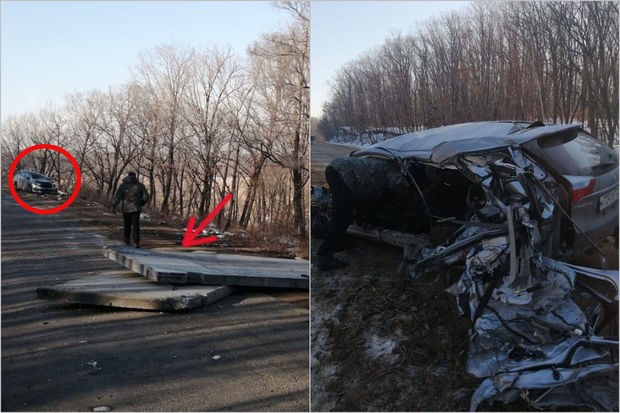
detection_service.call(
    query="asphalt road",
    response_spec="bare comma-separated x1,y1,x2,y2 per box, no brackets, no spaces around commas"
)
311,142,359,186
1,191,309,411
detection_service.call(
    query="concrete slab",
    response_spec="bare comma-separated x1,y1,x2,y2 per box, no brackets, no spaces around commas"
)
36,270,234,311
103,246,310,289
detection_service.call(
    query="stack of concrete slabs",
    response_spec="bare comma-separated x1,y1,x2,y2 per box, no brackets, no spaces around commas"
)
102,246,309,290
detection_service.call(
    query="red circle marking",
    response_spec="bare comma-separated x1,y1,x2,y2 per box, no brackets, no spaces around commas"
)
7,144,82,215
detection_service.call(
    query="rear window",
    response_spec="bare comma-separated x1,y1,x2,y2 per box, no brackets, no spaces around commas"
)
536,131,618,176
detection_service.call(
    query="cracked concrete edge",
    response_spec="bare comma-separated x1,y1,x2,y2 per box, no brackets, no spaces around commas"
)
103,246,183,284
36,281,235,312
184,271,310,289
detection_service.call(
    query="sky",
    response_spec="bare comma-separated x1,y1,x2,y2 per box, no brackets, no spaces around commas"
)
1,1,471,121
1,1,289,120
311,1,470,117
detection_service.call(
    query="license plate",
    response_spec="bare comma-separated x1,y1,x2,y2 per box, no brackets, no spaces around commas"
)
599,189,618,211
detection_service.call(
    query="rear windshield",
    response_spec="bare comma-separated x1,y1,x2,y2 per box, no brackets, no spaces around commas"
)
536,131,618,176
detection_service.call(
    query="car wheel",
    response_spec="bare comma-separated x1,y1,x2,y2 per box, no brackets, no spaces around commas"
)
27,183,33,193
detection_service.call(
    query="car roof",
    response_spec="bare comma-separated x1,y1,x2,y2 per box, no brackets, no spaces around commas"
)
352,121,582,163
17,170,50,178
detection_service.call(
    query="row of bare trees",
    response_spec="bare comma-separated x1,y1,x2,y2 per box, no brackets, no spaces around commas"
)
1,0,309,238
319,1,618,147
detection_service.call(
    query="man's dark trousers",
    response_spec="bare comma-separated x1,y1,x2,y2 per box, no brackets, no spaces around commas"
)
318,165,355,257
123,211,141,247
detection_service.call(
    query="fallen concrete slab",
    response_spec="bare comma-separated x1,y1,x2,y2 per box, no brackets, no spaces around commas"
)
103,246,310,289
36,270,234,311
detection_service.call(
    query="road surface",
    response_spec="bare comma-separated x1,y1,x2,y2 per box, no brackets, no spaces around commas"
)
1,191,309,411
311,142,359,186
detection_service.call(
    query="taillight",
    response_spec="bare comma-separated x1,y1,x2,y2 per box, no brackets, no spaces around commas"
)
571,178,596,203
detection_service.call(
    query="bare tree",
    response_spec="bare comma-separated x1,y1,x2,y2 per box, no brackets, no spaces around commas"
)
321,1,618,147
136,45,193,213
183,46,243,216
246,0,310,237
2,4,311,244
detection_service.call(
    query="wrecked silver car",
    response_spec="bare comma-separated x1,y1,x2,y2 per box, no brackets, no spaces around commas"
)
316,121,619,410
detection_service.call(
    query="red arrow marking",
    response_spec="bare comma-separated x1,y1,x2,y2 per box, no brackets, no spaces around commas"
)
182,193,233,247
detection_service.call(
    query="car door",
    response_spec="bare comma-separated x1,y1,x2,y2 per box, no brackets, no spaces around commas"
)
17,171,29,190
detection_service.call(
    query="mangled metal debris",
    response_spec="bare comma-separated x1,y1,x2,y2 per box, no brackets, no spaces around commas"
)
314,122,619,410
408,144,618,411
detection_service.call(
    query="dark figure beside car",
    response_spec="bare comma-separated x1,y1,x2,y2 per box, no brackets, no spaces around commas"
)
317,156,415,270
111,172,150,248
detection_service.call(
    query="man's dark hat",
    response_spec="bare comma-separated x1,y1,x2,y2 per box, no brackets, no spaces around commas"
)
128,171,136,177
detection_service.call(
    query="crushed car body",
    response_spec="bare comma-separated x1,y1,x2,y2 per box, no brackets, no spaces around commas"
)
317,121,619,411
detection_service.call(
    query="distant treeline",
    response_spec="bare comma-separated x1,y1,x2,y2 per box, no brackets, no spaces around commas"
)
2,1,309,238
319,1,618,147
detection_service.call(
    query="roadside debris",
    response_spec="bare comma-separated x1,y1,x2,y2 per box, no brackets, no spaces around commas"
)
82,360,99,370
37,248,308,312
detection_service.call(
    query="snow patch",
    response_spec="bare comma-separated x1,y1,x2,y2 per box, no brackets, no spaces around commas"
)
365,334,398,362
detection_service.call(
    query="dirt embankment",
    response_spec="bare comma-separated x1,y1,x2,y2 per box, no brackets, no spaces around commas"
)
311,237,482,411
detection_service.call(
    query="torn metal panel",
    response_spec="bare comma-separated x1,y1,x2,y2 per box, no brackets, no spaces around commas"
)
469,363,618,411
412,226,508,279
526,370,619,411
409,149,618,410
467,336,610,379
437,205,617,410
565,261,619,292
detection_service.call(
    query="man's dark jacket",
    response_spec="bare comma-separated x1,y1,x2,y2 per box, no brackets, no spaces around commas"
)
112,174,150,213
329,156,410,201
